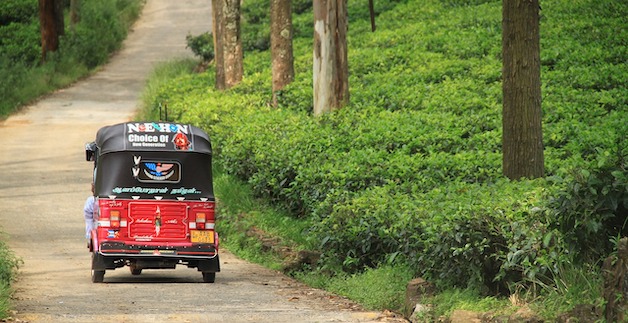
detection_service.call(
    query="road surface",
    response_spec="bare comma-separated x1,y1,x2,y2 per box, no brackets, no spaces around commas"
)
0,1,405,322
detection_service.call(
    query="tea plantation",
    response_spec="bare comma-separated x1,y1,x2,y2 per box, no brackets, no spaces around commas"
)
148,0,625,300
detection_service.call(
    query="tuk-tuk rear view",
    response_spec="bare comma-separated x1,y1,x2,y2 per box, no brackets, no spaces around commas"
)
85,122,220,283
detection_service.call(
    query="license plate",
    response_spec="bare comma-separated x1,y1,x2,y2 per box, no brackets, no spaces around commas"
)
191,230,214,243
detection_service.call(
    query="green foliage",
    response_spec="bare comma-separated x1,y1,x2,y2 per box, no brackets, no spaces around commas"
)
550,122,628,261
62,0,140,69
0,0,40,67
298,265,414,311
0,0,37,25
423,287,513,321
530,262,604,320
0,22,41,65
186,32,214,62
0,238,21,319
241,0,270,51
142,0,627,305
0,0,143,118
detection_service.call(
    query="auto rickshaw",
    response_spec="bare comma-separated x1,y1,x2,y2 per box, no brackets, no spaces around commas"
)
85,122,220,283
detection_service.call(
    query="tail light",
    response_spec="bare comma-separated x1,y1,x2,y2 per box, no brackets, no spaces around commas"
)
190,205,215,230
195,212,206,229
110,210,120,228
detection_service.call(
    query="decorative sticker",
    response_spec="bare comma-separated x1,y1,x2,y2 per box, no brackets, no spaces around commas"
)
132,156,181,183
112,186,169,195
154,206,162,236
125,122,194,151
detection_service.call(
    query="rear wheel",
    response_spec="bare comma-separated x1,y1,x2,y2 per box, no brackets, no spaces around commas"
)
202,272,216,283
91,269,105,283
130,264,142,275
91,252,105,283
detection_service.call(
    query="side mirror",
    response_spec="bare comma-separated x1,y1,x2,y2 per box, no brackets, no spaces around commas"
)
85,142,96,161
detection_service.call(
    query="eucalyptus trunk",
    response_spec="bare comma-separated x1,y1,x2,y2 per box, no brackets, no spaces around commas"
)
212,0,226,90
270,0,294,106
502,0,544,179
313,0,349,116
223,0,243,88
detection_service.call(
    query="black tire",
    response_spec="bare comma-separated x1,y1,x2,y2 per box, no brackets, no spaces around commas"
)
202,272,216,283
130,264,142,275
92,269,105,283
91,251,106,283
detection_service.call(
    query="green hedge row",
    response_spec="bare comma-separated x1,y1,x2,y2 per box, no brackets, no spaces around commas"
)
151,0,626,292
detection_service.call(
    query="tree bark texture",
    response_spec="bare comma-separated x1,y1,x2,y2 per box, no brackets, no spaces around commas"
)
501,0,544,179
313,0,349,116
212,0,226,90
39,0,64,61
70,0,80,31
54,0,64,36
270,0,294,106
223,0,244,88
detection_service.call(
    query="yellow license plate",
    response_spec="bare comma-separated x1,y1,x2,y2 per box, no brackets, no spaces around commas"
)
191,230,214,243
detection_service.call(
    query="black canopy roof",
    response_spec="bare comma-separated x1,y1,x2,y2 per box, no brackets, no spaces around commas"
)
91,122,214,200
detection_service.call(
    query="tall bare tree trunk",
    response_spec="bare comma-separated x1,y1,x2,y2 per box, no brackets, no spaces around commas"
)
270,0,294,106
54,0,64,36
223,0,243,88
502,0,544,179
313,0,349,116
39,0,64,62
70,0,80,32
212,0,226,90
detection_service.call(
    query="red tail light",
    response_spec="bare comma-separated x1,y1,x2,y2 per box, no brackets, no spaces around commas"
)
110,210,120,228
196,212,206,229
190,206,215,230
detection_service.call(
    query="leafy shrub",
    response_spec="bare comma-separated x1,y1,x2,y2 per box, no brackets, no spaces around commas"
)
0,238,21,319
0,23,41,64
186,32,214,62
0,239,19,286
0,0,37,25
241,0,270,51
0,58,29,115
314,180,567,293
61,0,135,68
293,0,313,14
550,120,628,261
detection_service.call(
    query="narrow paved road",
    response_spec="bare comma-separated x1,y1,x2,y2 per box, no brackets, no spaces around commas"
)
0,1,404,322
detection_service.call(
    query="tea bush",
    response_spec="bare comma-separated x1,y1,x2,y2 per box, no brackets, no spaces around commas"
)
0,0,37,25
186,32,214,62
145,0,627,293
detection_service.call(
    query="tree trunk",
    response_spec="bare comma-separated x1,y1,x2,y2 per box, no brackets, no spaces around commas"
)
313,0,349,116
501,0,544,179
39,0,64,62
270,0,294,106
70,0,80,31
54,0,64,36
212,0,226,90
223,0,243,88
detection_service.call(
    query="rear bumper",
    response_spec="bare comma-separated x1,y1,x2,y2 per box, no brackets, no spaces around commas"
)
98,241,218,259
